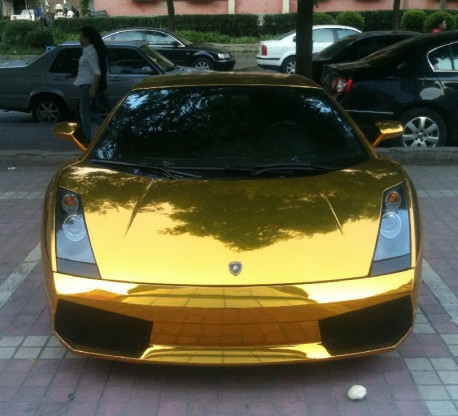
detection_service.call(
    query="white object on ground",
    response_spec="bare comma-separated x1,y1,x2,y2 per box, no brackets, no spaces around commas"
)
347,385,367,400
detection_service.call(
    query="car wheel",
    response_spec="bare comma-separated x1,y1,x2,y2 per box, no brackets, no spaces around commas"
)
32,96,68,123
192,57,214,70
281,57,296,74
396,108,447,147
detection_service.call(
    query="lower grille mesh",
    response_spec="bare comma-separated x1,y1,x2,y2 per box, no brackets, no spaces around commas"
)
55,300,152,357
319,296,413,355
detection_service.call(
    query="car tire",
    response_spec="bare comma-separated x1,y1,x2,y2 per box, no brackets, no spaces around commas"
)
395,108,447,147
31,96,68,123
192,57,214,70
281,56,296,74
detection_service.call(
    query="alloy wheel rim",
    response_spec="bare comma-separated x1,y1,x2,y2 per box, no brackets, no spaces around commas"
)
402,116,440,148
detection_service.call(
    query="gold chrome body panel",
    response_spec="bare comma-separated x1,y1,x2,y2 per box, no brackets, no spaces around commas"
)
45,158,409,286
43,267,420,365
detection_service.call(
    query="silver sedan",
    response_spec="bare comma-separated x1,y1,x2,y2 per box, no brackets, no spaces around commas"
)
0,41,190,122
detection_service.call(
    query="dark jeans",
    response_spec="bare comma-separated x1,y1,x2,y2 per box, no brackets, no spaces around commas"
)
79,85,112,140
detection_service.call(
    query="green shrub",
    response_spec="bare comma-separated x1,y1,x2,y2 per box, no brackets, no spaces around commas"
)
335,11,364,30
25,28,55,49
3,20,38,46
177,30,231,44
313,12,335,25
423,11,455,33
361,10,394,31
400,9,427,32
262,13,296,36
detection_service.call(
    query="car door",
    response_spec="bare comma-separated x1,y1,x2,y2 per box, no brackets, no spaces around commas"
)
144,30,188,66
46,47,82,111
106,47,161,104
312,28,336,53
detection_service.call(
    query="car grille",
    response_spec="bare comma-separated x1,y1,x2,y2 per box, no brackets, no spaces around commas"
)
55,300,152,357
319,296,413,355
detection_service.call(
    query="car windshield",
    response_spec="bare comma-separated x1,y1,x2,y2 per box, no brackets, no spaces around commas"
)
139,44,176,71
90,86,370,179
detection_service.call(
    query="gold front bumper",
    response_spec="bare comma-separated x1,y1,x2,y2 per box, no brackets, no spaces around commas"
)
48,268,420,365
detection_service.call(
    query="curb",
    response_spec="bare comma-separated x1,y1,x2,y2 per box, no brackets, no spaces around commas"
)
376,147,458,165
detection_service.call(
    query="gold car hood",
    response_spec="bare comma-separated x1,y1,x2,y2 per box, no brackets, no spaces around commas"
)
61,159,404,285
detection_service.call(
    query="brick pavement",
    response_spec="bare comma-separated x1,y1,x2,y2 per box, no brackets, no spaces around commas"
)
0,160,458,415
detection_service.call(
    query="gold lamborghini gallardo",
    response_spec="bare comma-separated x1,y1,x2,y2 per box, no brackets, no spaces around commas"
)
41,72,422,365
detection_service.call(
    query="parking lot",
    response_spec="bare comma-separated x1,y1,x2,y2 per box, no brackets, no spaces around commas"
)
1,110,458,414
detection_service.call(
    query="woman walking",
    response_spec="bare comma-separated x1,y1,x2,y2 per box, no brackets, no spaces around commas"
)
74,26,111,140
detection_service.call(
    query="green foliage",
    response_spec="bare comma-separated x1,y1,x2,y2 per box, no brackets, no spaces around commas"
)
313,12,335,25
25,28,55,49
80,0,89,16
335,11,365,30
177,14,258,37
262,13,296,36
2,20,38,45
177,30,231,44
423,11,455,33
400,10,427,32
361,10,395,31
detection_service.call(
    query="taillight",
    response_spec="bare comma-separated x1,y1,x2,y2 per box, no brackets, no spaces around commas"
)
261,45,267,56
331,77,353,94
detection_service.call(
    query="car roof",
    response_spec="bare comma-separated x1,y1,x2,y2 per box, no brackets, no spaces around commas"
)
343,30,420,39
103,27,174,36
59,40,148,48
132,72,321,90
316,30,420,57
312,24,361,30
365,30,458,60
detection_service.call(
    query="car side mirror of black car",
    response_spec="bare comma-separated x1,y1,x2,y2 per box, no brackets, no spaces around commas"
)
370,120,404,148
52,122,90,153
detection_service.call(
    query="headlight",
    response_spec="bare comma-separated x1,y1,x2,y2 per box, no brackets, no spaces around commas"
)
55,188,100,278
370,185,411,276
217,52,231,59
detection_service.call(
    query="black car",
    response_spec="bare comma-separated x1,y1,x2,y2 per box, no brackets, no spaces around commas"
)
312,30,420,82
321,31,458,147
103,28,236,71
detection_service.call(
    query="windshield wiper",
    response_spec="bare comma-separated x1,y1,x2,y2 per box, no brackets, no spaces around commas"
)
252,163,337,176
89,159,202,179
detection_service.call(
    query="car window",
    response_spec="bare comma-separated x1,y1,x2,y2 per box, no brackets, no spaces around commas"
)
91,86,369,176
111,31,143,42
451,43,458,71
313,29,334,43
49,48,81,75
336,29,358,40
429,45,454,71
144,31,176,46
107,48,158,75
356,40,388,59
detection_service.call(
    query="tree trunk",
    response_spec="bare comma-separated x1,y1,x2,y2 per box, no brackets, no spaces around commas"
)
166,0,176,32
392,0,401,30
295,0,314,78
